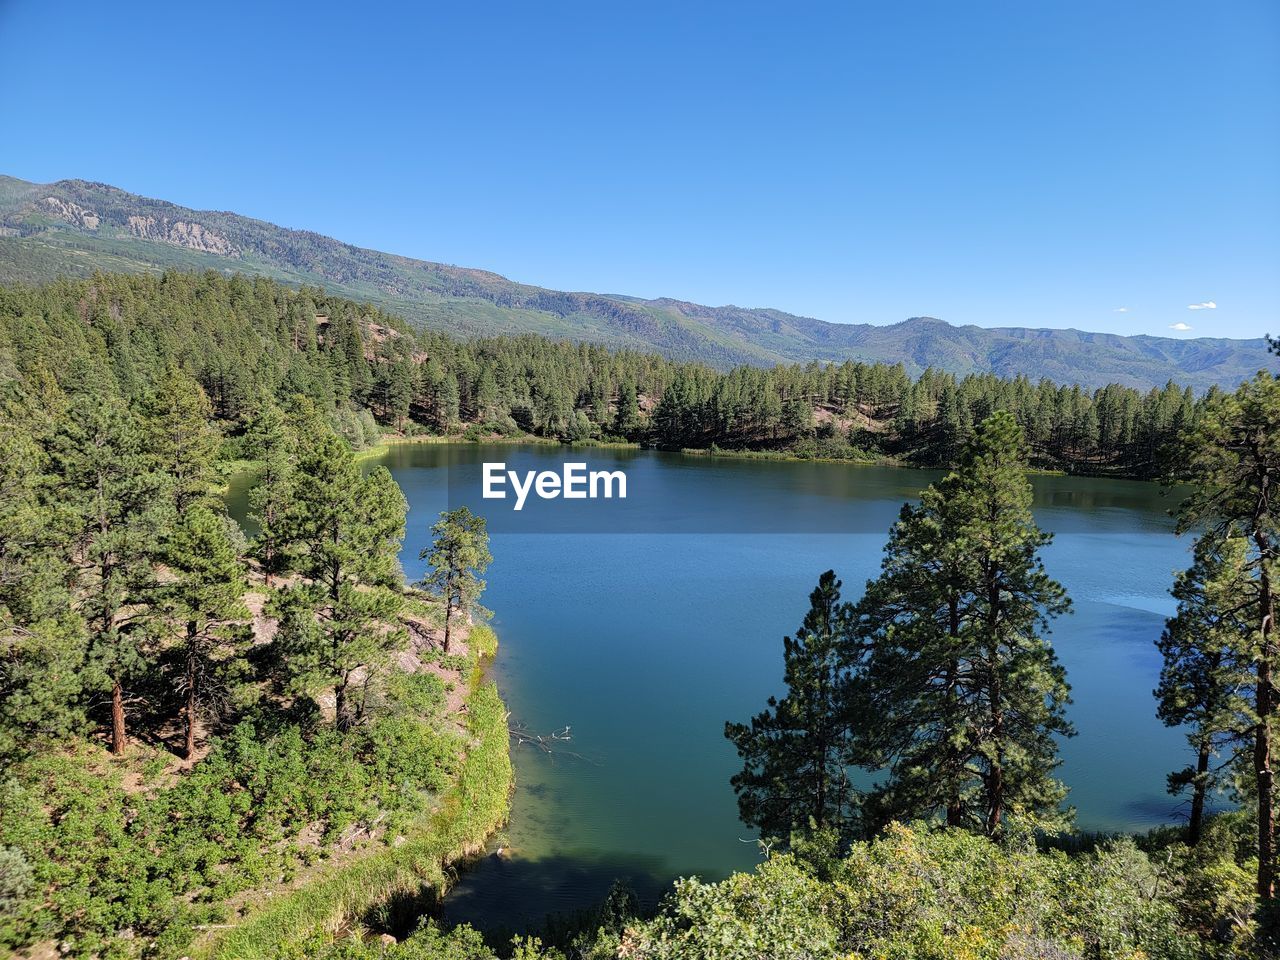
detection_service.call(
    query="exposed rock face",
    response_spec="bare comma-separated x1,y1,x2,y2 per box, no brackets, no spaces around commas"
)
126,215,238,256
42,196,99,229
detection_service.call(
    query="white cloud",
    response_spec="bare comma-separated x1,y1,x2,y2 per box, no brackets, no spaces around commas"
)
1169,322,1193,331
1187,301,1217,310
1113,307,1129,313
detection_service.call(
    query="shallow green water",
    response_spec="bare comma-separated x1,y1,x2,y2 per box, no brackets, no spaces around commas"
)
227,444,1203,933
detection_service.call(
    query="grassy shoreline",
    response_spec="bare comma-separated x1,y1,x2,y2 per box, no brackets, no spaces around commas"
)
198,638,514,960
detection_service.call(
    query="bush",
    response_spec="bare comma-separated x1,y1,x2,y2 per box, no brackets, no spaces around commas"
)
585,824,1216,960
0,709,461,958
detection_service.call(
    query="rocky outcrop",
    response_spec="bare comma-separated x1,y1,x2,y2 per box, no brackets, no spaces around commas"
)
125,214,238,256
42,196,99,230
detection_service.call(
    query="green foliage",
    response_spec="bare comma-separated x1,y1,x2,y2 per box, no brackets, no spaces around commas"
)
162,504,253,757
420,507,491,654
0,412,85,756
469,623,499,661
47,385,173,753
725,571,860,843
853,413,1074,835
204,681,513,960
273,420,409,730
0,269,1209,481
142,365,222,512
587,824,1217,960
0,844,34,932
1174,372,1280,902
244,401,297,583
731,415,1075,845
0,289,506,959
1156,534,1254,843
0,687,463,958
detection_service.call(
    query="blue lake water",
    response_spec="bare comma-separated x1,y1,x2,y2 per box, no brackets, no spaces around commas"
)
230,443,1201,933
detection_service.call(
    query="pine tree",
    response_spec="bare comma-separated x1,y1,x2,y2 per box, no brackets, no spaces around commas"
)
47,389,170,754
476,369,501,424
163,505,251,759
420,507,491,654
273,425,408,730
143,366,221,513
1156,533,1253,844
1177,372,1280,899
853,412,1073,835
612,376,642,438
244,403,296,584
725,571,860,843
0,414,85,757
852,491,980,830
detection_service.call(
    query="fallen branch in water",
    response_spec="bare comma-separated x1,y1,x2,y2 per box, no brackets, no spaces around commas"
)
508,722,571,751
507,722,596,764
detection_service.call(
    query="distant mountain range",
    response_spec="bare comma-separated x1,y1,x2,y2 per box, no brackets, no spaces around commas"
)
0,174,1272,390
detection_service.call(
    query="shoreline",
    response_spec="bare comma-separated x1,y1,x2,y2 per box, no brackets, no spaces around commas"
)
197,628,514,960
364,433,1154,483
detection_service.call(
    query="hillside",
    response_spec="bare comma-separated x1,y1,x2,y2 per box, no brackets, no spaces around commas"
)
0,174,1270,389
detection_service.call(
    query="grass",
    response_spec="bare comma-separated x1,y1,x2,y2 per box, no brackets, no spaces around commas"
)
352,443,391,463
199,652,512,960
468,623,499,662
679,445,885,466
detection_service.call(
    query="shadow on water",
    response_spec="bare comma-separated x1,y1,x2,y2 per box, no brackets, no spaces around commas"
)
440,849,678,942
361,848,682,950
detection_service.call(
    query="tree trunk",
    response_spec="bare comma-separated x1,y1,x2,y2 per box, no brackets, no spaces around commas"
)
1255,536,1276,901
185,687,198,760
1258,662,1275,901
986,698,1004,836
335,677,348,732
443,603,453,655
985,572,1004,837
945,595,963,828
111,679,127,755
1189,741,1210,846
184,622,198,761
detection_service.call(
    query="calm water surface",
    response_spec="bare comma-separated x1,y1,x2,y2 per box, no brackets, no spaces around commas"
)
228,444,1199,934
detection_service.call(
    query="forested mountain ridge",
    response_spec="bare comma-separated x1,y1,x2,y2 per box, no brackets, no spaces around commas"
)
0,174,1270,389
0,270,1222,480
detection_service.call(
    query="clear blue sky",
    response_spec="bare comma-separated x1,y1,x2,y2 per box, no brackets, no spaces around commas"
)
1,1,1276,338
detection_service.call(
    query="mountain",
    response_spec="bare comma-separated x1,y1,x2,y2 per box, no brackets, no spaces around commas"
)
0,174,1271,390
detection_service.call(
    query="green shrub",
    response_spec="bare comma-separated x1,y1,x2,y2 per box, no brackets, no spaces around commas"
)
204,681,513,960
585,823,1217,960
0,705,463,958
469,624,498,661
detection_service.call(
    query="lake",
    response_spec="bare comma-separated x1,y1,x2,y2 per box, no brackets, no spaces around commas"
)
228,443,1200,935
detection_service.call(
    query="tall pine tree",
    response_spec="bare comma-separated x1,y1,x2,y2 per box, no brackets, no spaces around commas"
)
244,402,296,585
273,424,408,730
725,571,860,843
853,412,1073,835
1177,372,1280,899
420,507,491,655
0,412,85,757
1156,533,1253,844
163,505,251,759
48,389,170,754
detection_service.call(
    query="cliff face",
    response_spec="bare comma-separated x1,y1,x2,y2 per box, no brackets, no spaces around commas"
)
123,213,238,255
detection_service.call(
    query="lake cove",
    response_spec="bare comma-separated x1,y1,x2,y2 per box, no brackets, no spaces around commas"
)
226,442,1197,935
